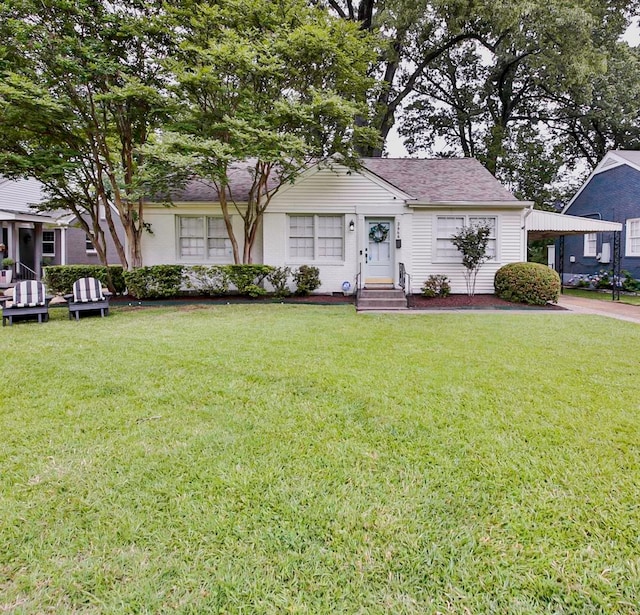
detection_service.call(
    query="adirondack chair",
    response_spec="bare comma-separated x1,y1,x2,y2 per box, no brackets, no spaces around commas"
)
65,277,111,320
0,281,51,326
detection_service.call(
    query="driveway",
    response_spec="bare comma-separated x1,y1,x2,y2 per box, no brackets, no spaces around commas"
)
557,294,640,325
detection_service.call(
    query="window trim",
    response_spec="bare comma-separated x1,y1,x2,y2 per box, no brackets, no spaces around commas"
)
42,230,55,257
583,233,598,258
626,218,640,257
85,233,97,254
287,214,345,263
434,215,499,264
176,215,233,262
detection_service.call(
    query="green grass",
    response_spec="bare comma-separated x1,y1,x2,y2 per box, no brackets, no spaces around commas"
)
564,287,640,305
2,304,640,613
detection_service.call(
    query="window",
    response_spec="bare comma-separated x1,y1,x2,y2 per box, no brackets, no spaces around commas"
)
626,219,640,257
583,233,597,257
177,216,232,260
288,215,344,261
435,215,497,262
85,234,96,253
42,230,55,256
469,216,497,259
436,216,464,261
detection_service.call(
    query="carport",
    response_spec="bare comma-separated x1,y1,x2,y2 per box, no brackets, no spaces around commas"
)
526,209,623,299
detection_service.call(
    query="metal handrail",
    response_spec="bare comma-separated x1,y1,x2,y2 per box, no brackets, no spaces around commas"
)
399,262,411,306
354,263,362,308
17,261,38,281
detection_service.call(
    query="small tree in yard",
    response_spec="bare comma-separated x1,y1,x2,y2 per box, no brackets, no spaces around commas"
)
451,223,492,297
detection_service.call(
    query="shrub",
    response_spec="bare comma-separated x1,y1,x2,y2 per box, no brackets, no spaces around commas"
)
183,265,230,296
494,262,561,305
267,266,291,297
594,269,612,289
44,265,126,294
123,265,184,299
293,265,321,296
226,264,274,297
421,275,451,298
622,271,640,292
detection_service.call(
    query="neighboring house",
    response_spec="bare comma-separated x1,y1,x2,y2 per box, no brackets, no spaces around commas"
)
560,150,640,282
0,177,125,280
143,158,533,295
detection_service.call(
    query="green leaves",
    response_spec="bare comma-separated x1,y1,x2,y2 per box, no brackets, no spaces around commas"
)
159,0,378,262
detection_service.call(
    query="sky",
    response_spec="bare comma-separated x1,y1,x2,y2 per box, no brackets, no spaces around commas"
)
385,20,640,158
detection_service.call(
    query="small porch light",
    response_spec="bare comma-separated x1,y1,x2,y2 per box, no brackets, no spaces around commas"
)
348,219,355,232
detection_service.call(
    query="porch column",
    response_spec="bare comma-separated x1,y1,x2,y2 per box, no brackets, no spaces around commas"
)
6,224,17,262
33,223,43,280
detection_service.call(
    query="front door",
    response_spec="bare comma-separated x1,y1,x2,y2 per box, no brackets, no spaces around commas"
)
19,228,35,273
365,218,394,283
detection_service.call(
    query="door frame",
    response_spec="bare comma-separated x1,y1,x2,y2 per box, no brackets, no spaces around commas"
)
363,217,395,285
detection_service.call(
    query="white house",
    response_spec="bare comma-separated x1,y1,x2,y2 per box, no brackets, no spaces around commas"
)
142,158,534,295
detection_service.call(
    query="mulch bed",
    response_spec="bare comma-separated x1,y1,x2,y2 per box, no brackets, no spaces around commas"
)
108,293,563,310
110,293,355,307
408,294,565,310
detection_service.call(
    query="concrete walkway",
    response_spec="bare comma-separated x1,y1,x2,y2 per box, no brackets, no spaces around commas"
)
556,294,640,325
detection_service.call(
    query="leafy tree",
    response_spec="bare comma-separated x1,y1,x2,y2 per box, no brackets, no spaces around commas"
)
0,0,180,269
451,223,492,297
320,0,483,155
397,0,638,209
159,0,378,263
547,43,640,169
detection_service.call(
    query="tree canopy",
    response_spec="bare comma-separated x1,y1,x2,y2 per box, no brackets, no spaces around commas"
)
0,0,185,268
155,0,378,263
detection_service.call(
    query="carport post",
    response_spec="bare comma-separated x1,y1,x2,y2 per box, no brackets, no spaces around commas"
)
559,236,565,294
612,230,621,301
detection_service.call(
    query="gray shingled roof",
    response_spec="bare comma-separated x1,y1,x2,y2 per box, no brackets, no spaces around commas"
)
361,158,518,202
162,157,518,204
163,162,279,203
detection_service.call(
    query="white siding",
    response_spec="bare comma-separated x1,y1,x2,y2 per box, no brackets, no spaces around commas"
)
410,208,525,295
141,167,528,296
141,204,263,266
265,167,406,293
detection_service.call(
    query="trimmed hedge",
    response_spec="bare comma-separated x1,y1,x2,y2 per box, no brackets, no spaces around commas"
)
124,265,184,299
293,265,321,296
225,265,275,297
494,262,561,305
121,264,323,300
44,265,126,295
183,265,230,296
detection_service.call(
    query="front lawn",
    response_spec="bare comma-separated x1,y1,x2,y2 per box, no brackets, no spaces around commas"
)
564,287,640,306
2,305,640,613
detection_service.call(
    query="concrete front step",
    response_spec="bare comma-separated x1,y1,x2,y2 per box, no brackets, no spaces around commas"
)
357,288,408,310
360,289,405,299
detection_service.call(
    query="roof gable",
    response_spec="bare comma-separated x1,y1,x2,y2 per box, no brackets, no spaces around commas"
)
564,150,640,212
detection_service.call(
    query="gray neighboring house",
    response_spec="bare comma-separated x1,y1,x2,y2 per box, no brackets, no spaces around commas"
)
0,177,124,282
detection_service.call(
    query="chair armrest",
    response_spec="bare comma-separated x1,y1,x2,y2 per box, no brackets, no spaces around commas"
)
0,296,7,306
104,291,113,298
64,294,73,301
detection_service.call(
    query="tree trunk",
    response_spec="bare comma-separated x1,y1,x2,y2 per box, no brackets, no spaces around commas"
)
219,189,241,264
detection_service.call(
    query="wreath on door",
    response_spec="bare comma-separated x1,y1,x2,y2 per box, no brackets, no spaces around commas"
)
369,223,389,243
